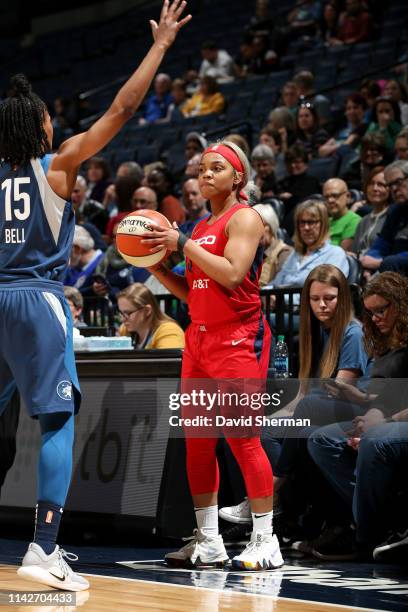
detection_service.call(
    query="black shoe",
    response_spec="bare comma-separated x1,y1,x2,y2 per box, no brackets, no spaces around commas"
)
312,526,359,561
221,523,251,546
373,528,408,561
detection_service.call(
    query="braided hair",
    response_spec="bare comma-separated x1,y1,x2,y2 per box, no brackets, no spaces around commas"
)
0,74,50,167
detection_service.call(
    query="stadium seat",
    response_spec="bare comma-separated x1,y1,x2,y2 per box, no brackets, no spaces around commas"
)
346,253,363,285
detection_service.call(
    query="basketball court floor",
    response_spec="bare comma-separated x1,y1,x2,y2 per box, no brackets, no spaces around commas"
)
1,538,407,611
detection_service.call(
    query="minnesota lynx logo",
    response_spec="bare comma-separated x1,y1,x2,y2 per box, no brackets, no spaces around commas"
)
57,381,72,401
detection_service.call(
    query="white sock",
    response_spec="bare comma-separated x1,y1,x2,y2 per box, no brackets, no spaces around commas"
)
251,510,273,537
195,505,219,537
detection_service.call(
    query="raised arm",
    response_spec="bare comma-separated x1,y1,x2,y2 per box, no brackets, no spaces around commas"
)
49,1,191,195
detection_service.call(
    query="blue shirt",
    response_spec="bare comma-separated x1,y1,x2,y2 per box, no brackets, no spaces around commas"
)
322,320,371,376
0,155,74,283
144,93,173,123
270,240,349,287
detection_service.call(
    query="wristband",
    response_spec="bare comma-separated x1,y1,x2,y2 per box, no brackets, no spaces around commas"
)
177,230,189,254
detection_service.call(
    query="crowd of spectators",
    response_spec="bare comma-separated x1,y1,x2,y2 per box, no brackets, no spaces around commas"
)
49,0,408,565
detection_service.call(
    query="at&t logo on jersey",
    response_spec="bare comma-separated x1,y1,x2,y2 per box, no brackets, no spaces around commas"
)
57,381,72,401
192,279,209,289
194,235,216,246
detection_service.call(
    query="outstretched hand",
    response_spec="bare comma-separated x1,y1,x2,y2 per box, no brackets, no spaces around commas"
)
150,0,192,49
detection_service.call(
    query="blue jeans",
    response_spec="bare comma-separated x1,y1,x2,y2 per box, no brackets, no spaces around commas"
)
264,391,364,478
308,422,408,546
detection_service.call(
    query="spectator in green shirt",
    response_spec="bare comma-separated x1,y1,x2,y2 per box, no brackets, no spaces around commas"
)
323,178,361,251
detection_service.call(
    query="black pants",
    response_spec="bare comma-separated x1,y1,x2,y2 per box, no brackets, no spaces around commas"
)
0,390,20,497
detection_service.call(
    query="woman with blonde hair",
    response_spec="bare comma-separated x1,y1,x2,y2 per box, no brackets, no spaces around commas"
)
269,200,349,288
117,283,184,349
271,263,370,469
223,264,370,526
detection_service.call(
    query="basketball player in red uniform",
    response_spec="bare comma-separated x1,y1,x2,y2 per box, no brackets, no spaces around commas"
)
143,141,283,570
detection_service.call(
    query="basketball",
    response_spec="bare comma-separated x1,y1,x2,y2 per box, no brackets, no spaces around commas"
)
115,209,171,267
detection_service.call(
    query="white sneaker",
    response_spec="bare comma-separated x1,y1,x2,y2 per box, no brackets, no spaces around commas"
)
232,532,284,571
17,543,90,591
219,498,252,524
165,528,229,568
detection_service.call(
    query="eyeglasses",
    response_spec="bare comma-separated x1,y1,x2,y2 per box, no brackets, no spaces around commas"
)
385,177,407,190
324,191,347,201
118,307,143,320
364,302,391,320
298,219,320,227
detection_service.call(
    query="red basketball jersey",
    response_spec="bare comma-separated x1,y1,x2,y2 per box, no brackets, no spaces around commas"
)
185,203,263,325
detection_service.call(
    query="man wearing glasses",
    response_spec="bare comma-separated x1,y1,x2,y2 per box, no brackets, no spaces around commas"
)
360,160,408,277
323,178,361,251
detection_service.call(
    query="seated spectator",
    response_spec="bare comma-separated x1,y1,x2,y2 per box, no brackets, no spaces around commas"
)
139,73,173,124
281,80,300,116
320,93,368,157
226,264,369,526
308,272,408,560
268,106,297,151
360,160,408,277
71,175,109,236
185,132,207,161
293,71,331,126
259,126,287,181
92,221,144,298
147,166,186,225
319,1,340,45
266,263,369,502
235,34,278,77
85,156,112,203
323,178,361,250
225,133,251,158
395,127,408,160
332,0,374,45
365,97,402,151
179,178,210,235
268,199,349,287
103,161,144,215
253,203,293,286
117,283,185,349
131,186,158,211
359,79,381,115
286,0,321,40
163,78,188,122
278,144,321,236
182,76,225,117
341,133,389,190
185,153,201,179
251,144,277,198
252,34,278,72
116,161,144,181
172,178,211,277
63,286,87,329
64,226,105,293
351,167,390,255
51,96,74,148
234,38,256,79
383,79,408,126
105,174,143,241
295,102,330,158
199,40,234,83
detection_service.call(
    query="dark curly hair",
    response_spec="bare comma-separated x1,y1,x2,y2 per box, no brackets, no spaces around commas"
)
362,272,408,357
0,74,50,167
